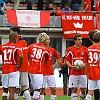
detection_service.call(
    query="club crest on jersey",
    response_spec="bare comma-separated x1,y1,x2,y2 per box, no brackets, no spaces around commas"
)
49,52,52,57
82,51,84,56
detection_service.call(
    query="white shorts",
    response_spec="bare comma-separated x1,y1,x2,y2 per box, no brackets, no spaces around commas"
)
19,72,29,86
29,74,43,89
42,75,56,88
88,79,100,90
69,75,87,88
2,71,19,88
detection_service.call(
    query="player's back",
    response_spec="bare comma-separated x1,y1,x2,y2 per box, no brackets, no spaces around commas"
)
66,45,87,75
0,42,21,74
28,43,49,74
88,45,100,80
15,39,28,72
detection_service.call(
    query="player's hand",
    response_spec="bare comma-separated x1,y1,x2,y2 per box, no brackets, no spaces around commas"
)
70,65,77,69
16,65,20,70
51,64,56,70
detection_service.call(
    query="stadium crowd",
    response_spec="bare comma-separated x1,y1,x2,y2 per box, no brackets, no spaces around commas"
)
0,0,100,15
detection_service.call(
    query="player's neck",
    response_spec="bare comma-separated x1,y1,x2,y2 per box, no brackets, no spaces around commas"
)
44,44,49,48
93,42,100,46
74,44,81,48
9,40,15,43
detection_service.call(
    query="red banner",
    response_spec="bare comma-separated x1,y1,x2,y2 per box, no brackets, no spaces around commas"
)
96,14,100,30
61,13,95,39
6,10,50,27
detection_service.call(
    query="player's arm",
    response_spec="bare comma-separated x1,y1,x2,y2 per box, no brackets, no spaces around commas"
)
51,49,61,70
17,53,23,69
66,61,76,69
51,58,60,70
17,46,24,69
84,3,89,11
59,57,67,67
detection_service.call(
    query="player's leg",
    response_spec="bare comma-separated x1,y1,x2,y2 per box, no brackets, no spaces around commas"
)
2,74,9,100
40,76,47,100
47,75,57,100
79,75,87,100
20,72,31,100
9,87,16,100
86,80,96,100
40,88,45,100
96,80,100,100
94,89,99,100
63,73,67,95
69,75,78,100
8,71,19,100
67,75,72,96
14,87,20,100
30,74,43,100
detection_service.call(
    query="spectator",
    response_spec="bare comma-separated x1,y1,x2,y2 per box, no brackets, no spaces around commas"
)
27,0,32,10
46,3,55,16
55,4,62,16
61,0,68,8
84,0,91,11
71,0,81,11
95,0,100,11
46,0,54,8
14,0,20,10
37,0,43,10
62,4,71,13
91,0,94,11
0,0,7,15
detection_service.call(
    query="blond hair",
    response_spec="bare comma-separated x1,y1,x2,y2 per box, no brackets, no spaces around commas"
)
38,32,49,43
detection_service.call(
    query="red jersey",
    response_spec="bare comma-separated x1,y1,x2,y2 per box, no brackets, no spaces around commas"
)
95,1,100,11
28,43,49,74
84,0,91,11
15,39,28,72
43,47,60,75
87,45,100,80
0,42,22,74
65,46,87,75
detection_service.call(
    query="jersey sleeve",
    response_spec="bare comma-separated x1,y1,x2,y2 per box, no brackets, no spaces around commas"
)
53,48,60,59
65,48,71,61
16,45,23,55
0,46,2,54
44,49,49,61
84,48,88,63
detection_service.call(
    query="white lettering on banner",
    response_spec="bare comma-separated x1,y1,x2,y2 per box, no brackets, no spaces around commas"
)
73,16,80,20
82,16,93,20
62,15,72,20
62,15,93,21
17,10,39,15
18,22,40,27
64,31,89,34
16,10,40,27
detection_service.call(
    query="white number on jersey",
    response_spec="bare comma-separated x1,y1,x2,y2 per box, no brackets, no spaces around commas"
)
88,52,99,63
3,49,13,61
31,48,43,59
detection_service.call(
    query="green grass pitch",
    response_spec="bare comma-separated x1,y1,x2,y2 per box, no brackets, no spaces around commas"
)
0,96,95,100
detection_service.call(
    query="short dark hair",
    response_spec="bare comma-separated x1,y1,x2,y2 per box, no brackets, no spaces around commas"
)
73,34,82,40
10,26,20,35
88,31,96,41
93,32,100,43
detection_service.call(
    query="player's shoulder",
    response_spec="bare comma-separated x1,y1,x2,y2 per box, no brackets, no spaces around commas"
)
66,46,74,51
16,39,27,47
81,46,87,50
